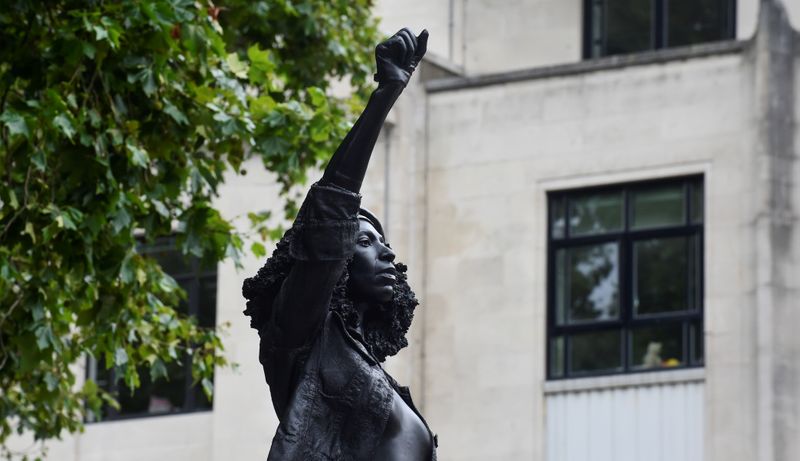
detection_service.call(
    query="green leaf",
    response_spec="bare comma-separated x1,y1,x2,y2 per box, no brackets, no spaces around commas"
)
250,241,266,258
24,222,36,243
119,251,135,283
150,358,168,381
151,199,170,217
111,207,132,234
310,117,331,142
0,110,29,139
201,377,214,399
35,325,51,350
307,87,327,108
226,53,249,79
31,150,47,171
53,114,76,141
163,100,189,125
126,142,150,168
158,274,179,293
250,95,276,119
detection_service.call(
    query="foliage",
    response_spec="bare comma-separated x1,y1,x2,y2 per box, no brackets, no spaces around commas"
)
0,0,378,457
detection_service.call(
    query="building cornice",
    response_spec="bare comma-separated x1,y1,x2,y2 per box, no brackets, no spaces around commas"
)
425,40,748,93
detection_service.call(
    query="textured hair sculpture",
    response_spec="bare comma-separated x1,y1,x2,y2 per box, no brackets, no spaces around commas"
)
242,227,419,362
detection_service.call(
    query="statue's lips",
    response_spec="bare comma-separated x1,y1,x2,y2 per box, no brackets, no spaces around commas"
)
376,269,397,282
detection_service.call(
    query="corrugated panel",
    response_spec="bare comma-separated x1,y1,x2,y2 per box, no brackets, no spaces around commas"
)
545,380,704,461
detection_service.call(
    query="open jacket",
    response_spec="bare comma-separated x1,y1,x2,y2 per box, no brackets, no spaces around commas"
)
256,182,437,460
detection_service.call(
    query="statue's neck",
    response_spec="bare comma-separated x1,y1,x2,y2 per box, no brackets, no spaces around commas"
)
352,300,375,339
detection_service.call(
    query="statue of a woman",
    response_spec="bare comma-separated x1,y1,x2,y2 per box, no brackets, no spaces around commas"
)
242,28,435,460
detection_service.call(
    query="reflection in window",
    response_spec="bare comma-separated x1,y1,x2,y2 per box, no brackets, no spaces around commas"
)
87,238,217,420
585,0,736,59
568,192,623,236
548,177,703,379
556,243,620,324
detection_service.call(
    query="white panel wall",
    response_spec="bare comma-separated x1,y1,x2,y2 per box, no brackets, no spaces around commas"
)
546,381,704,461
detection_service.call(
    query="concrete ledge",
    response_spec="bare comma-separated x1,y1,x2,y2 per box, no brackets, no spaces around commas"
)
543,368,706,395
426,40,747,93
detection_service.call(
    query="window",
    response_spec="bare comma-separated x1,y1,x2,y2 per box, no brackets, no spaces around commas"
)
547,177,703,379
583,0,736,58
87,238,217,420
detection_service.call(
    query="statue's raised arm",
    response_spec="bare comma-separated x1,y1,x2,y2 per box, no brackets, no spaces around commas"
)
322,28,428,192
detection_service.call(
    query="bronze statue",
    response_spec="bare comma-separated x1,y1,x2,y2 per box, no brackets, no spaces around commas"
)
243,28,436,460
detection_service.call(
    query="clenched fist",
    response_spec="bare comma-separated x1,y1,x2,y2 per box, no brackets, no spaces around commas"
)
374,28,429,86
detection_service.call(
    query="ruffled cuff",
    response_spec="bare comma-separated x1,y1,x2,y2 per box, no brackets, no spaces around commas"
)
289,182,361,261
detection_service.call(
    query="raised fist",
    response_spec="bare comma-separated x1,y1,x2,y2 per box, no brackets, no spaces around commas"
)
374,28,429,86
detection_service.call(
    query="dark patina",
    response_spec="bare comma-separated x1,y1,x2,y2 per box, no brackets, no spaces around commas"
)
243,29,436,460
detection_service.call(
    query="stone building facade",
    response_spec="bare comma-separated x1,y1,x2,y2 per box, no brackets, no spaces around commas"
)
16,1,800,460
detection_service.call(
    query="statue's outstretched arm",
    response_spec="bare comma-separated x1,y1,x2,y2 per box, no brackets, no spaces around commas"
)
267,29,428,346
321,28,428,193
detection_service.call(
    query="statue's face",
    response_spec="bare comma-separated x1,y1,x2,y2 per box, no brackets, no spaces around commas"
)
348,219,396,304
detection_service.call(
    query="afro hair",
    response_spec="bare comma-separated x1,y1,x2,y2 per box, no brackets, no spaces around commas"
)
242,227,419,362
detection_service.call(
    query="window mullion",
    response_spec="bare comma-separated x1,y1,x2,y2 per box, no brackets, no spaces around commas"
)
621,188,632,372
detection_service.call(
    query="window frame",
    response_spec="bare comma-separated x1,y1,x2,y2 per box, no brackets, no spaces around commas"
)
86,237,218,422
546,175,704,380
582,0,737,59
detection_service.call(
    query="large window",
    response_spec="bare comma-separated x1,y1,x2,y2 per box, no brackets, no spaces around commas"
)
547,177,703,379
584,0,736,58
87,238,217,420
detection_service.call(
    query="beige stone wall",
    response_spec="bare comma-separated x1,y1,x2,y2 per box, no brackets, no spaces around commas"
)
424,53,757,460
376,0,582,73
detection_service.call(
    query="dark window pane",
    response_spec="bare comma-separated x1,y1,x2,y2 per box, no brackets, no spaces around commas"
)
634,237,693,315
116,360,187,416
691,321,704,365
630,324,684,369
606,0,653,56
631,184,685,229
550,336,565,378
556,243,620,324
569,192,623,236
198,276,217,328
691,181,704,223
569,330,622,374
143,245,193,276
551,198,566,239
667,0,728,48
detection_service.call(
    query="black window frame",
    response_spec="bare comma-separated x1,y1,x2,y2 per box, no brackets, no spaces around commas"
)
86,237,218,422
582,0,737,59
546,175,704,380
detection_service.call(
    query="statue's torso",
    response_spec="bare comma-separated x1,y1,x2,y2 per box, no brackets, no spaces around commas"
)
374,389,433,460
263,311,436,460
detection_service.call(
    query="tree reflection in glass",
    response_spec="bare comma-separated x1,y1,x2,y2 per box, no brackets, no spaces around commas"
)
568,192,623,236
556,243,620,324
